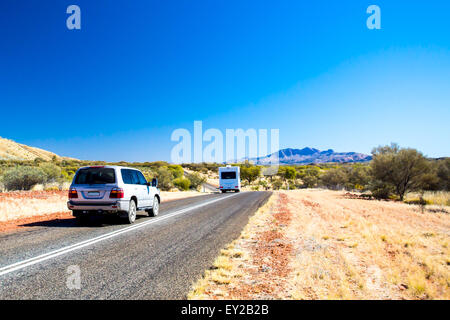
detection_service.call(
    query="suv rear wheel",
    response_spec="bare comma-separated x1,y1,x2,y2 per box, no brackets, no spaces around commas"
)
74,212,89,225
125,200,137,224
147,196,159,217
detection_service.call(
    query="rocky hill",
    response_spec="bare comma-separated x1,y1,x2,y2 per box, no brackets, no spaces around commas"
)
247,147,372,165
0,137,73,161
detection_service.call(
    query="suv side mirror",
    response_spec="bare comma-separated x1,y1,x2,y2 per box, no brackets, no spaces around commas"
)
151,178,158,187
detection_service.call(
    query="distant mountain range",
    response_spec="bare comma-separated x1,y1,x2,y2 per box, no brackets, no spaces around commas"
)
246,147,372,165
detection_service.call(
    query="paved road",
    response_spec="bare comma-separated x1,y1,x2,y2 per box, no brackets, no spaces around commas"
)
0,191,271,299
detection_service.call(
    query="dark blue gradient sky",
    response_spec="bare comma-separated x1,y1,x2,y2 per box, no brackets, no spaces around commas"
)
0,1,449,161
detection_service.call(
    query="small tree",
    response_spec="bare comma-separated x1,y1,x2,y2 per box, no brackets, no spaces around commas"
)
279,166,296,189
437,159,450,191
241,165,261,185
258,179,269,190
370,144,433,200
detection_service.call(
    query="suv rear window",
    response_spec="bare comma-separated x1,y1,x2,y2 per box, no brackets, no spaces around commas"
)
74,168,116,184
221,172,236,179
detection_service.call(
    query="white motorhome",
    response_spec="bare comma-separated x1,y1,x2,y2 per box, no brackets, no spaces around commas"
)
219,165,241,193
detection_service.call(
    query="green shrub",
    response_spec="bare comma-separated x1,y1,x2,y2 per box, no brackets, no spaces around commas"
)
173,177,191,191
240,165,261,185
168,165,184,179
370,181,394,200
370,144,434,200
155,166,174,191
320,168,348,190
39,163,62,184
0,166,46,191
301,174,318,188
272,179,283,190
186,172,206,191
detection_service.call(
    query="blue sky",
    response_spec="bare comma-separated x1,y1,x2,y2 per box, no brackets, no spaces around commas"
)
0,0,449,161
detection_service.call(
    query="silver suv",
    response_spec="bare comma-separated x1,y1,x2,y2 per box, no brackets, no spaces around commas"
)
67,166,160,224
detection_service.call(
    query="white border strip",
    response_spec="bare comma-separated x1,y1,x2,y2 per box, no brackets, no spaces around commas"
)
0,193,239,277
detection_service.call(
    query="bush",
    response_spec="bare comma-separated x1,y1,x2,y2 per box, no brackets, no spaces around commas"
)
370,181,394,200
258,180,269,190
272,179,283,190
155,166,174,191
241,165,261,185
320,168,348,190
39,163,62,184
301,174,319,188
173,177,191,191
168,165,184,179
186,172,206,191
0,166,47,191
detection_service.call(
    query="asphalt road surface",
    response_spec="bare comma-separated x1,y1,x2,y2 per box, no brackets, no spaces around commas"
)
0,191,271,299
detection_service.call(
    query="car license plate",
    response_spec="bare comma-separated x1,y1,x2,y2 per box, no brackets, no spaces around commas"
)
88,191,100,197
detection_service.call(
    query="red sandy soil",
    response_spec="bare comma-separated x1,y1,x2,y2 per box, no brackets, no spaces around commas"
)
0,190,67,200
0,211,73,233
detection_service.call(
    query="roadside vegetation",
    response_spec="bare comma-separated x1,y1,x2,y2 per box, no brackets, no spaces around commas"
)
0,158,206,192
182,144,449,207
0,143,448,207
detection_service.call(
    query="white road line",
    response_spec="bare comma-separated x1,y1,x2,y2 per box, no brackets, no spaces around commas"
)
0,193,240,277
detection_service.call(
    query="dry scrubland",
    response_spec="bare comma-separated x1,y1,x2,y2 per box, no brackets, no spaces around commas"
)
189,190,450,300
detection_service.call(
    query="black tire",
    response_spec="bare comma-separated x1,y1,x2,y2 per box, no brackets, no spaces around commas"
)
75,214,89,225
221,190,226,193
147,196,160,217
124,200,137,224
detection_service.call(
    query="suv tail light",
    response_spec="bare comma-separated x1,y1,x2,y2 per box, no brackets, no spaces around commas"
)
68,188,78,199
110,188,124,199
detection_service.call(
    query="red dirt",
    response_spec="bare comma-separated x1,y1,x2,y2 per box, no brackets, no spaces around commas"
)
224,193,293,299
0,190,67,200
0,211,73,233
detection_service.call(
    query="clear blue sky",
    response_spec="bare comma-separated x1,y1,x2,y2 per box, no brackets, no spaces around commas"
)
0,0,449,161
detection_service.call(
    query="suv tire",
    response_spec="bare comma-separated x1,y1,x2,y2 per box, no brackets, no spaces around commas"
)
147,196,159,217
74,213,89,225
125,200,137,224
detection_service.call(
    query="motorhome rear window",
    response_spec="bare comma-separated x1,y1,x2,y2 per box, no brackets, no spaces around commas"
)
74,168,115,184
221,172,236,179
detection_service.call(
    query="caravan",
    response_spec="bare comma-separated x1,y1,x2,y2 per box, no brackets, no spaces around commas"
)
219,165,241,193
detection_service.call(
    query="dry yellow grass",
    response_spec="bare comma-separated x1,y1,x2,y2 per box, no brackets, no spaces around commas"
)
189,190,450,300
405,191,450,207
0,136,71,161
